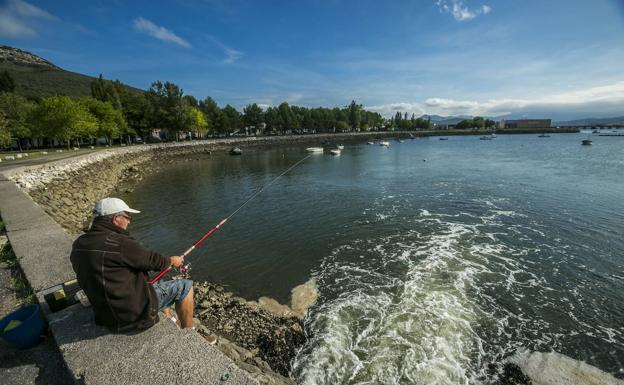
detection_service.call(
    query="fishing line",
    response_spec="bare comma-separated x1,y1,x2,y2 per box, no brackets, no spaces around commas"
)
150,152,314,284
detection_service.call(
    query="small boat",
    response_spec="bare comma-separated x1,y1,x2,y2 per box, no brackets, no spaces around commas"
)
379,141,390,147
479,136,493,140
336,144,344,150
439,137,449,140
538,134,550,138
367,141,374,145
592,130,599,134
229,147,242,155
398,139,405,143
329,149,341,156
306,147,324,153
581,139,592,145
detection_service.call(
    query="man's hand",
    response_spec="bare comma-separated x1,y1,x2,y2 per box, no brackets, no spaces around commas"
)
169,255,184,268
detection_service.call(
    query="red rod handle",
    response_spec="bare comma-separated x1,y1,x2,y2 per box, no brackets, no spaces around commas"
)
149,218,228,285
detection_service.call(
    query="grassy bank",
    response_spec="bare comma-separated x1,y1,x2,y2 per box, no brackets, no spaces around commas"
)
0,226,36,308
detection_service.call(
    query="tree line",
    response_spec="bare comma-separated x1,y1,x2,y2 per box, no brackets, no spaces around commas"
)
0,70,436,150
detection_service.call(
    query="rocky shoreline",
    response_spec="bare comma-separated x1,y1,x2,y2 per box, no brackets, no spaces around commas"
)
192,281,308,384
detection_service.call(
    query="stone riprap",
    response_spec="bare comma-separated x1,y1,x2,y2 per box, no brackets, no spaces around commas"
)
192,281,305,380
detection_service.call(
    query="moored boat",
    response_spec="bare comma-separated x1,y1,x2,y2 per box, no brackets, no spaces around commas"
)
306,147,324,153
229,147,242,155
581,139,592,145
379,141,390,147
329,149,341,156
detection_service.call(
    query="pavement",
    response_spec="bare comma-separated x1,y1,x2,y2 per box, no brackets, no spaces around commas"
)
0,149,100,172
0,175,75,292
47,305,257,385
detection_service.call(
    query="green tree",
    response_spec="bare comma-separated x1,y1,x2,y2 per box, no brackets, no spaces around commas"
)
34,96,97,149
278,103,294,133
264,106,282,133
0,71,15,93
243,103,264,127
0,93,35,151
183,95,199,108
456,119,471,130
336,121,349,132
188,107,208,137
347,100,362,130
0,113,11,148
118,89,149,139
472,116,485,129
146,81,190,140
78,97,128,145
222,105,242,134
91,74,122,110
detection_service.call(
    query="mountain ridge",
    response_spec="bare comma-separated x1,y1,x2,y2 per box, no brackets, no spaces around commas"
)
0,45,139,99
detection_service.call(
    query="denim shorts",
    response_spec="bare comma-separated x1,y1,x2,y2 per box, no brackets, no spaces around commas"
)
153,279,193,309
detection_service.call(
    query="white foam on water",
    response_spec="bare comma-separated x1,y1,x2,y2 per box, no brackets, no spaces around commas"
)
293,214,491,385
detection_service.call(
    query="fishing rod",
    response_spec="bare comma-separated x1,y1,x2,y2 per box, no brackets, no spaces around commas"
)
149,152,314,285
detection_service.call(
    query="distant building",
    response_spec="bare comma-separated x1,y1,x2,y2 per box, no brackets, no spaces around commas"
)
500,119,552,129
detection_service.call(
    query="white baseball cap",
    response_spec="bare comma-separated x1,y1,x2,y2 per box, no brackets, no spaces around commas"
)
93,197,141,216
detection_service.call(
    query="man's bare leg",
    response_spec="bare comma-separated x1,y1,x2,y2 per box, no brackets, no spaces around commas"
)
175,287,194,328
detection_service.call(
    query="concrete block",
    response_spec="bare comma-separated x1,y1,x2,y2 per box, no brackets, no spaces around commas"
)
48,305,258,385
0,179,75,291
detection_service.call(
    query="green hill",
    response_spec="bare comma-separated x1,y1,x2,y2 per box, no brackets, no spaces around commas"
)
0,45,140,100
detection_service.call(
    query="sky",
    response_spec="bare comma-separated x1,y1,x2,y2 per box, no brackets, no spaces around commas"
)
0,0,623,120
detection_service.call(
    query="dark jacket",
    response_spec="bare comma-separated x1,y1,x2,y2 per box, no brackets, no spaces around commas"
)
70,218,169,332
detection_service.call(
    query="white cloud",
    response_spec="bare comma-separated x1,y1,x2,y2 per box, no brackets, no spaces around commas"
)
0,0,57,38
133,17,191,48
436,0,491,21
206,35,243,64
366,102,425,117
366,82,624,118
9,0,56,20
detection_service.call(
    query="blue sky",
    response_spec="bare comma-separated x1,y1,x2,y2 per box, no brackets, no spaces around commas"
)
1,0,623,120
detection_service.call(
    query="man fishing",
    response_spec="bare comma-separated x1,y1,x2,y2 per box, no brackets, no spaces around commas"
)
70,197,195,331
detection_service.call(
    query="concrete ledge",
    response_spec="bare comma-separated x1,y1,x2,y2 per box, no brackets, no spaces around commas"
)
0,178,75,291
48,305,256,385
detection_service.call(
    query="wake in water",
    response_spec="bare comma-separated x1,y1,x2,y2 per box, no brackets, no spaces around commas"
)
292,195,624,384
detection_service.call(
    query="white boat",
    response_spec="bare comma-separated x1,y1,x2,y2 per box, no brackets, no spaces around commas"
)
367,141,374,145
336,145,345,150
306,147,324,153
329,149,341,155
379,141,390,147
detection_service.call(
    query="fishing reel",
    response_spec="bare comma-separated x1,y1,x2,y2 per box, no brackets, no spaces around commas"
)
179,262,192,274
